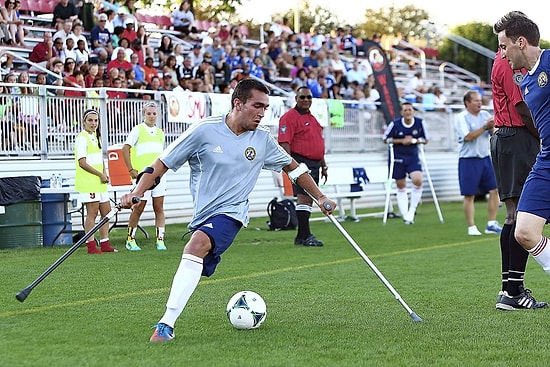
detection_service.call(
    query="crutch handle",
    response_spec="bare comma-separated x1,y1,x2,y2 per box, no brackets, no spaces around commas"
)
323,201,333,211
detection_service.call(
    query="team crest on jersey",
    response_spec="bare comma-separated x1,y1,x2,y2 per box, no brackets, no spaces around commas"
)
412,129,419,135
280,125,287,134
513,71,524,85
244,146,256,161
538,72,548,88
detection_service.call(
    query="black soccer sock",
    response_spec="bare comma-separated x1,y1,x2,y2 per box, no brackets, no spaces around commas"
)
296,210,311,239
500,223,512,292
507,221,529,296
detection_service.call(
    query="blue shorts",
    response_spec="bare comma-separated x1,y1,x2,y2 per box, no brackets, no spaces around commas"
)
193,214,242,277
392,154,422,180
517,168,550,223
458,157,497,196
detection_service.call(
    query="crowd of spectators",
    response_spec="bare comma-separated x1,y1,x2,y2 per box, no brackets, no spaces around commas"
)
6,0,380,107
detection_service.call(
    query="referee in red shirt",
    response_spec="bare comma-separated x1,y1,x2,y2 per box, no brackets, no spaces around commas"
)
278,86,327,246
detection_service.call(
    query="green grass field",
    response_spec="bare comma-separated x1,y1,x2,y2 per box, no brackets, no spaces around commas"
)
1,201,549,367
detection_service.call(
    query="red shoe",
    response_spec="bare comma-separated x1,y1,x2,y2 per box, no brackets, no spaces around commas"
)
100,240,118,253
87,240,102,254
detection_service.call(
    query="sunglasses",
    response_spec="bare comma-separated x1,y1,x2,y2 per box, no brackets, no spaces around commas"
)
298,95,312,100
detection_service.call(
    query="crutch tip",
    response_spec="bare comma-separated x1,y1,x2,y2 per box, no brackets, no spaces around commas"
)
410,313,423,322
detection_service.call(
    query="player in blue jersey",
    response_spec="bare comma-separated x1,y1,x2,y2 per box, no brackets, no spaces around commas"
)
382,102,428,224
120,79,337,342
494,11,550,301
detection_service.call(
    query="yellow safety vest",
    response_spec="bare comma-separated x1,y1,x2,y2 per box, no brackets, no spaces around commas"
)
74,130,106,193
130,123,164,172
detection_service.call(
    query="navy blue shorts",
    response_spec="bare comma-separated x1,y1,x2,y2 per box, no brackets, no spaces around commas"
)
518,168,550,223
193,214,242,277
392,154,422,180
458,156,497,196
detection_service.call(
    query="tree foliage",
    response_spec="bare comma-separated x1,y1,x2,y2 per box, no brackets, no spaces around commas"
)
269,0,342,35
354,5,431,40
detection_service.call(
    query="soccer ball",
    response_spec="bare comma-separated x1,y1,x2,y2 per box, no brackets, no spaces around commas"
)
226,291,267,329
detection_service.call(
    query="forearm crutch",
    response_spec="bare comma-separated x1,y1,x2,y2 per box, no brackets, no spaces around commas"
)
383,141,395,225
418,143,444,223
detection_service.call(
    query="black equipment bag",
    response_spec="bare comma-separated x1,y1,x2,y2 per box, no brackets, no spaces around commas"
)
266,197,298,230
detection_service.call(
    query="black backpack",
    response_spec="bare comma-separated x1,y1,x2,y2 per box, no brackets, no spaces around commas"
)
266,197,298,230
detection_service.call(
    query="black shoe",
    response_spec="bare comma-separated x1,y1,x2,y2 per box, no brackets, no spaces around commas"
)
496,289,548,310
294,234,324,247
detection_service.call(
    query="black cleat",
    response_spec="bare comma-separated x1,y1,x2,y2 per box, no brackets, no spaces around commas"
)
294,234,324,247
496,289,548,311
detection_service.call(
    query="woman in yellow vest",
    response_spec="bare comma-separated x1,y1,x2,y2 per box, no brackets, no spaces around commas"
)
122,101,166,251
74,109,118,254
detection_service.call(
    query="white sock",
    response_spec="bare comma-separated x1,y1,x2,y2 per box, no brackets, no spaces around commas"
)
528,236,550,275
159,254,203,328
396,189,408,216
409,185,422,211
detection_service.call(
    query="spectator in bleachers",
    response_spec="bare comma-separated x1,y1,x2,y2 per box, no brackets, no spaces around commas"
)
303,49,319,70
290,55,307,79
119,0,137,18
136,24,154,60
130,52,144,82
174,74,191,92
63,57,77,78
345,59,368,87
121,17,137,43
225,45,240,72
68,21,88,51
107,47,132,73
206,36,230,85
249,56,264,80
190,57,214,93
0,5,12,45
52,0,78,30
64,37,77,62
285,32,301,60
1,0,25,47
171,1,194,36
84,62,99,87
125,68,136,87
157,35,174,68
91,13,113,63
433,87,448,109
112,7,131,30
316,49,330,69
328,51,347,87
64,67,85,96
309,26,325,52
188,43,203,67
172,42,185,66
229,25,243,47
74,39,89,66
29,32,56,72
53,37,68,62
201,27,217,48
340,26,357,56
274,53,291,78
103,9,115,33
107,77,126,98
267,37,283,63
129,38,144,66
258,42,275,82
53,18,73,43
142,57,159,85
177,55,193,80
218,20,230,43
110,26,124,48
161,74,174,91
100,0,118,12
162,55,179,88
306,69,323,98
270,16,293,38
147,75,162,92
45,58,65,96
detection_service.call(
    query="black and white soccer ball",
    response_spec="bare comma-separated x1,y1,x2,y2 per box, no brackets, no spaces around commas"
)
226,291,267,329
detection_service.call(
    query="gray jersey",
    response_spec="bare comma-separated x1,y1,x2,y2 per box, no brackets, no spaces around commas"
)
455,109,492,158
160,115,292,229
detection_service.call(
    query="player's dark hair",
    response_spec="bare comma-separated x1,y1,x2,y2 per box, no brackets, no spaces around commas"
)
493,11,540,46
231,79,270,109
82,109,102,149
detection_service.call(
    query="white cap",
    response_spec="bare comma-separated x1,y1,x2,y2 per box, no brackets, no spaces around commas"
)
220,20,229,26
260,43,268,49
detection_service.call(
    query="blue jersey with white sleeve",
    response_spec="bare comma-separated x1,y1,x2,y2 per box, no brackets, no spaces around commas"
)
521,49,550,169
159,115,292,229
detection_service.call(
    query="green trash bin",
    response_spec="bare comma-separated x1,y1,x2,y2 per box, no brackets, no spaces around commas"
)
0,200,43,249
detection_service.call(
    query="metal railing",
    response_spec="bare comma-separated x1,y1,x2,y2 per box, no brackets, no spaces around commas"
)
0,85,468,159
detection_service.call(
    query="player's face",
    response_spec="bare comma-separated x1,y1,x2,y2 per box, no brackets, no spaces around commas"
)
401,104,415,120
83,113,99,134
143,106,158,126
236,89,269,132
498,31,524,70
